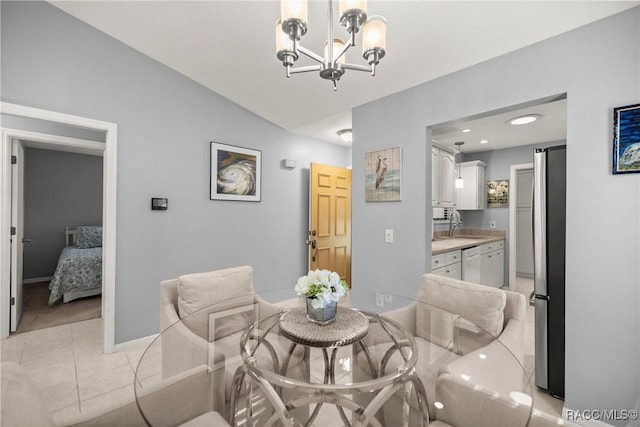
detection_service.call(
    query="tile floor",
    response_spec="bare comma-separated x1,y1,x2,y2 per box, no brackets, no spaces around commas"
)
515,276,565,418
1,279,564,425
0,318,149,425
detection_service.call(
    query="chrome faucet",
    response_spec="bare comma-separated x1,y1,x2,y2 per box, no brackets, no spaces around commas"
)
448,210,462,237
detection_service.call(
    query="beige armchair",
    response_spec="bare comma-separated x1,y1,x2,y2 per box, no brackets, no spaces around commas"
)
159,265,282,422
353,273,528,423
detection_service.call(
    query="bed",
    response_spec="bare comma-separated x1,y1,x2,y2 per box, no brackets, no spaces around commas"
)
48,226,103,305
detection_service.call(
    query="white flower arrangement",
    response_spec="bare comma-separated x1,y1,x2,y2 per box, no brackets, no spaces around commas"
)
295,269,348,309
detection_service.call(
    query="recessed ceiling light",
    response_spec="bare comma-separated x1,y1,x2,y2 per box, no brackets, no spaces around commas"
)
337,129,352,143
480,139,489,144
509,114,541,125
462,128,471,133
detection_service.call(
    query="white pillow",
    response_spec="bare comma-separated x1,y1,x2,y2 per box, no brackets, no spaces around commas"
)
177,266,254,339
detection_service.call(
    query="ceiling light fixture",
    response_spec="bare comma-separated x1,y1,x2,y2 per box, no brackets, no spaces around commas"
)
337,128,353,143
454,141,464,189
462,128,471,133
276,0,387,91
509,114,541,125
480,139,489,144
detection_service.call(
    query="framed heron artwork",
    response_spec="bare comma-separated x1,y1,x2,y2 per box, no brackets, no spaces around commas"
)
210,142,261,201
365,147,402,202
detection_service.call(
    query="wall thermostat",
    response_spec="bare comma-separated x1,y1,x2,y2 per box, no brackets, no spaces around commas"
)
151,198,168,211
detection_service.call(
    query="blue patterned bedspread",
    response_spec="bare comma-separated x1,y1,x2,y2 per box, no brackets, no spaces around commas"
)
49,247,102,305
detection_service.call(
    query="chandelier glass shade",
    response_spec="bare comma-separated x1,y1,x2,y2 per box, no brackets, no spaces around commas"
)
276,0,387,90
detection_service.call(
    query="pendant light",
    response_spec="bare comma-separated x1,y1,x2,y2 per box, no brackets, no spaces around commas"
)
455,141,464,189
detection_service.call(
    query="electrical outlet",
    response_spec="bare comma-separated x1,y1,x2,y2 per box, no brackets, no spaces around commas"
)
376,292,384,308
384,294,393,303
490,220,496,229
385,229,394,243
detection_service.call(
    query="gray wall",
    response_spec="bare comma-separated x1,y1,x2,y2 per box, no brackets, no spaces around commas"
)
1,1,349,343
352,7,639,423
23,148,103,279
462,140,562,281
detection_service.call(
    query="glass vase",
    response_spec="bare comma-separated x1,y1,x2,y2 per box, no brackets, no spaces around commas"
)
306,298,337,324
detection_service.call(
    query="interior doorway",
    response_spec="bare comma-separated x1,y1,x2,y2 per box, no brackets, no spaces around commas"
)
15,145,104,334
1,102,117,353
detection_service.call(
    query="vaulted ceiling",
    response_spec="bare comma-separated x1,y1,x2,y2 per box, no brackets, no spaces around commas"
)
52,1,637,146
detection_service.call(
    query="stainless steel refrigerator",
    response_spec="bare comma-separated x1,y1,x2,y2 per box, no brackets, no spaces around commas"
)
533,145,566,398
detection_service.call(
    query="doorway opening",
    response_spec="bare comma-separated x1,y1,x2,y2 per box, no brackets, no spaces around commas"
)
16,145,104,334
1,102,117,353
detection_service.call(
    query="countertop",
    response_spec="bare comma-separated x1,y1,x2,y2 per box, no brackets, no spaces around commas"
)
431,229,505,255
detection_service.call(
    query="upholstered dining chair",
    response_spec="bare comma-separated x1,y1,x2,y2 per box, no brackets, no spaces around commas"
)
158,265,283,422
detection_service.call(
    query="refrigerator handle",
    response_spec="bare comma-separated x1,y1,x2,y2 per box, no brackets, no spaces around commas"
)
533,150,547,297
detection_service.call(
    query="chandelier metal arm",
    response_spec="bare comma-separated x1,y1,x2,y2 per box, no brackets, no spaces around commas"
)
333,35,354,64
289,65,323,75
341,63,371,72
296,44,325,64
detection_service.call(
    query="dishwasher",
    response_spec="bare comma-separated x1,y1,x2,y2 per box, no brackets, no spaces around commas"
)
462,246,481,283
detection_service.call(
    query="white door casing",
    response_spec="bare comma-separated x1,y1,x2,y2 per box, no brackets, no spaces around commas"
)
0,102,117,354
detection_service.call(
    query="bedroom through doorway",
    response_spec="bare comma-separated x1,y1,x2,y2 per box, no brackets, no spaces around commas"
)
16,146,104,334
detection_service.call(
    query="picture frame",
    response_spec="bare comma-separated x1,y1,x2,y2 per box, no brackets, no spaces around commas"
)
487,179,509,208
364,147,402,202
612,103,640,174
210,142,261,201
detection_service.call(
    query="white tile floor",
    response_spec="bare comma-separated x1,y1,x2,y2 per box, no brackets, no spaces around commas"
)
0,318,148,425
515,276,565,418
1,281,564,426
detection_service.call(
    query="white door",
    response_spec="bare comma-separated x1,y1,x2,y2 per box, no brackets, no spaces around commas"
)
10,140,24,332
516,169,534,277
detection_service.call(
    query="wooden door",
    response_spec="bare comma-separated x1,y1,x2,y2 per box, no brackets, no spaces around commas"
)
309,163,352,285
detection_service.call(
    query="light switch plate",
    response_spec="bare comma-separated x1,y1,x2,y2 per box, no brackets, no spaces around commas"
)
385,229,394,243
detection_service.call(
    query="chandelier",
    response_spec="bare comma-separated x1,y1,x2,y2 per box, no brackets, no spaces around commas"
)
275,0,387,90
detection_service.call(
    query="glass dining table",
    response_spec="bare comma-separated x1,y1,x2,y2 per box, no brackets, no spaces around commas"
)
134,289,533,427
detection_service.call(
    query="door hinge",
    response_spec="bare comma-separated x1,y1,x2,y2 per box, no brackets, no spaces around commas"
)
11,227,16,236
11,156,17,165
10,297,15,306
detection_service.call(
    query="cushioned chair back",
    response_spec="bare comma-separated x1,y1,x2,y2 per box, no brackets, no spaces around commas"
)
177,266,255,340
417,274,506,337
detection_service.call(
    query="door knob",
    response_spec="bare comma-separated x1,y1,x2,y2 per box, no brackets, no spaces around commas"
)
22,238,32,243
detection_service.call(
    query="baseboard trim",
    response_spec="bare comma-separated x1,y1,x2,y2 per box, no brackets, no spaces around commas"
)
23,277,53,284
114,333,159,353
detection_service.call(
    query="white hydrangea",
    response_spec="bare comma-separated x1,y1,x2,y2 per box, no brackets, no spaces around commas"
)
294,269,348,308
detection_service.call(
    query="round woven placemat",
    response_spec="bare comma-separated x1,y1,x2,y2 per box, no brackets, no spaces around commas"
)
278,306,369,348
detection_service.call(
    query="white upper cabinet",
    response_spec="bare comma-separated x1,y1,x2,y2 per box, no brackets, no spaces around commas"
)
432,146,456,207
456,160,487,210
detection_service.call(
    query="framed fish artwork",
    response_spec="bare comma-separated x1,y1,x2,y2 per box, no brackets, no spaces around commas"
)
613,103,640,174
210,142,261,201
364,147,402,202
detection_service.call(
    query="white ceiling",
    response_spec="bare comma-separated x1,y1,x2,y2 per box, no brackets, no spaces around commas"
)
51,1,637,146
432,97,567,153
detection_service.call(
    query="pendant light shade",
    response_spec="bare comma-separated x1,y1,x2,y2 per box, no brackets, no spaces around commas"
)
455,141,464,189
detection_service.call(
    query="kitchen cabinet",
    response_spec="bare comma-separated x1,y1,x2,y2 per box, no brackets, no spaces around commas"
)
456,160,487,210
461,246,481,283
432,249,461,279
432,146,456,207
480,240,504,287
